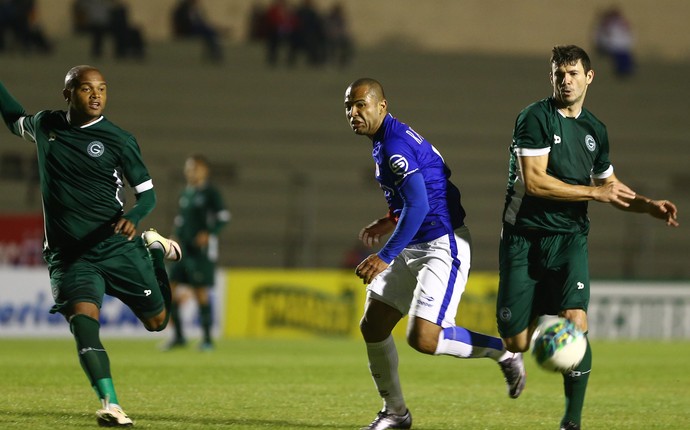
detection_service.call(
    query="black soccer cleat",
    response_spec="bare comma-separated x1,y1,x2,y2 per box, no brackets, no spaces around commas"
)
560,421,580,430
499,352,526,399
361,409,412,430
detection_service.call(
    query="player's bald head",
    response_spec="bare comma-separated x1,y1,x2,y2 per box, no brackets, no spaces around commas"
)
64,65,103,90
346,78,386,101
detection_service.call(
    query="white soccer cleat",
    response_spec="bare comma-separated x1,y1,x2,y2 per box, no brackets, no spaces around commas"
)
96,402,134,427
141,229,182,261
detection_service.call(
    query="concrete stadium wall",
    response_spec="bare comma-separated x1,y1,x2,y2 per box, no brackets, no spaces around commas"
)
36,0,690,61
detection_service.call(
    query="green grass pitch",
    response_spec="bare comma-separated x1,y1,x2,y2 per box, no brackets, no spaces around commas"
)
0,338,688,429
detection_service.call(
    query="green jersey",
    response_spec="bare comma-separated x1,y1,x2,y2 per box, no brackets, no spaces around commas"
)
174,183,229,258
10,110,152,252
502,97,612,234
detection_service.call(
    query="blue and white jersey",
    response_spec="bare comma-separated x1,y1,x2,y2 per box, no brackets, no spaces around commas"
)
372,113,466,261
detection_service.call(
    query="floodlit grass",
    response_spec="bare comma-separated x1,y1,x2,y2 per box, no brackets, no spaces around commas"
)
0,338,688,429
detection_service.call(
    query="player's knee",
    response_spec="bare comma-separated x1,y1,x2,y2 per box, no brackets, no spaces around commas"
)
405,320,439,355
359,317,375,340
406,334,437,355
359,316,390,343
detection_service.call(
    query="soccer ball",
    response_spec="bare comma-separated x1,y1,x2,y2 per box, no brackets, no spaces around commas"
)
530,317,587,373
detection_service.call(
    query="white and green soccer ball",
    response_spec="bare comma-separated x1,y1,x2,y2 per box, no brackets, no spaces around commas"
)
530,317,587,373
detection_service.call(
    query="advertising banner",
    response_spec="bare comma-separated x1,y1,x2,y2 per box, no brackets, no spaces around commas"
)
223,270,501,339
0,214,44,266
2,267,689,339
0,268,225,338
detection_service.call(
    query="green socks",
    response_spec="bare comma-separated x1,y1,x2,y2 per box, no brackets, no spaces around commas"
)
199,303,212,343
70,314,119,404
562,335,592,426
170,301,184,341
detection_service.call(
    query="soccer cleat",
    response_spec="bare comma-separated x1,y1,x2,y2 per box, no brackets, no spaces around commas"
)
360,409,412,430
96,403,133,427
560,421,580,430
141,229,181,261
198,340,214,352
159,337,187,351
499,352,526,399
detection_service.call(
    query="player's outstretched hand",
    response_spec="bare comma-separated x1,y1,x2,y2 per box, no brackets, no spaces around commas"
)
648,199,679,227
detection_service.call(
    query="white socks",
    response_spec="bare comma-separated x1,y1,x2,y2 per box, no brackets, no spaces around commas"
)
365,335,406,415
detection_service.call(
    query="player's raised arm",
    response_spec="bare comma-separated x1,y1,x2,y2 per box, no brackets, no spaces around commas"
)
0,81,28,134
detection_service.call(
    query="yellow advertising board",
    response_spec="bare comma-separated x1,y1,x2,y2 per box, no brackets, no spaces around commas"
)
223,269,499,339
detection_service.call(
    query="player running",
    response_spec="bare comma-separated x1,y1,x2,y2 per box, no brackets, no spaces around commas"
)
497,45,678,430
344,78,525,430
0,65,181,427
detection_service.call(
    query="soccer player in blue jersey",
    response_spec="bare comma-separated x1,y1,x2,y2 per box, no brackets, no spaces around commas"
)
0,65,182,427
497,45,679,430
344,78,526,430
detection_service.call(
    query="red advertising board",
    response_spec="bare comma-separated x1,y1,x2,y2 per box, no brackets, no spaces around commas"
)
0,213,44,266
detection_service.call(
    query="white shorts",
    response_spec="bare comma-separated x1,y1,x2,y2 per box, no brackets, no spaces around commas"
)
367,225,472,328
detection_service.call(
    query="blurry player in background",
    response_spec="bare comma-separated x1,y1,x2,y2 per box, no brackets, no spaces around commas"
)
344,78,526,430
0,65,181,427
162,153,230,351
497,45,679,430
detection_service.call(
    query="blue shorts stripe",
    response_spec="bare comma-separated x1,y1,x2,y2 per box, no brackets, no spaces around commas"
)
437,232,460,325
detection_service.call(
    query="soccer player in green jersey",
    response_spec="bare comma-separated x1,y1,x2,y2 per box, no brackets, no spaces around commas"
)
497,45,679,430
0,65,182,427
163,154,230,351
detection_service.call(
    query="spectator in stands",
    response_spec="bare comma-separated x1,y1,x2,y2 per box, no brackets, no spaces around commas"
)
264,0,295,66
110,0,145,59
324,2,353,67
0,0,52,54
74,0,110,58
594,6,635,78
246,0,268,43
289,0,326,67
71,0,144,60
172,0,224,62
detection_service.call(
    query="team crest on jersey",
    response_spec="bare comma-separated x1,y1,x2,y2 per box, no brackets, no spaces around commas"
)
87,141,105,157
389,154,409,175
585,135,596,152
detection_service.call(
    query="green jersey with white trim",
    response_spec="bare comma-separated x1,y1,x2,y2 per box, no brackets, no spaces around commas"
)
502,97,612,233
174,183,230,257
14,110,152,251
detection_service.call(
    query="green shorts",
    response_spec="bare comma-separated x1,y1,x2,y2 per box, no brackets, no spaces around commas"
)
45,235,164,319
496,227,590,338
169,251,216,288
